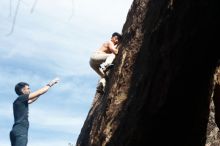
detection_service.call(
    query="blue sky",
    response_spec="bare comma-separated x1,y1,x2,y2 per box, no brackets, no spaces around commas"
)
0,0,133,145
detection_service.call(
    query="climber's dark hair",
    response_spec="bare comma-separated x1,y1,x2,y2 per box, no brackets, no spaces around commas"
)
112,32,122,42
15,82,29,95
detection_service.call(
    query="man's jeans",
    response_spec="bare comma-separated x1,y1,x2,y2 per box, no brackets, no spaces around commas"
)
10,130,28,146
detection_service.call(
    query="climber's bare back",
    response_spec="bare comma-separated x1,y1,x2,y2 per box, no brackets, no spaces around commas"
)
98,41,114,54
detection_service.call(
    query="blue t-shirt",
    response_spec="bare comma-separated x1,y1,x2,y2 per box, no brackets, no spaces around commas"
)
12,94,29,132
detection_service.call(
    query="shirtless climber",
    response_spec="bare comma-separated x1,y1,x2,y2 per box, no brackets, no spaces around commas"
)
89,32,122,93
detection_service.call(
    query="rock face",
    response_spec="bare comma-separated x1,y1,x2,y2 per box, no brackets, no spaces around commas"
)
76,0,220,146
206,66,220,146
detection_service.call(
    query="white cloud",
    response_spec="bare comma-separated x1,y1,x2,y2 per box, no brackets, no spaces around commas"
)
29,139,75,146
29,107,85,133
0,104,13,119
0,138,75,146
0,140,10,146
0,102,15,146
0,67,49,88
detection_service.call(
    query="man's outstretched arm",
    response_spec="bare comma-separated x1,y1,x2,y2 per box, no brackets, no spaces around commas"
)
28,77,60,104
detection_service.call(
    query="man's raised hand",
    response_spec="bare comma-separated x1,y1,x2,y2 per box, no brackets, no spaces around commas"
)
47,77,60,87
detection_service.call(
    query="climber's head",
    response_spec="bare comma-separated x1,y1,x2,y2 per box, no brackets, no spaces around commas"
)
111,32,122,45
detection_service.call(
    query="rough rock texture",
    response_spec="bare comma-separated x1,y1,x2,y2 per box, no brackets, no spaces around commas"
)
206,66,220,146
206,101,220,146
77,0,220,146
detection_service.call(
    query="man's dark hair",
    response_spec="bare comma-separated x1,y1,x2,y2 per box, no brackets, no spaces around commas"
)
15,82,29,95
112,32,122,42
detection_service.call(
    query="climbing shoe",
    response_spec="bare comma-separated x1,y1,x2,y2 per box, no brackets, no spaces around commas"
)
99,64,114,76
96,82,104,93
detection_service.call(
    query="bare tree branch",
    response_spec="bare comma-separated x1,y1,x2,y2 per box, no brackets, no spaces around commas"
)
69,0,75,20
9,0,13,17
30,0,38,14
7,0,28,36
6,0,21,36
6,0,75,36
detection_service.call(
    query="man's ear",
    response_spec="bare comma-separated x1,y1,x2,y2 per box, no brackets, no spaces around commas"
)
21,88,25,94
